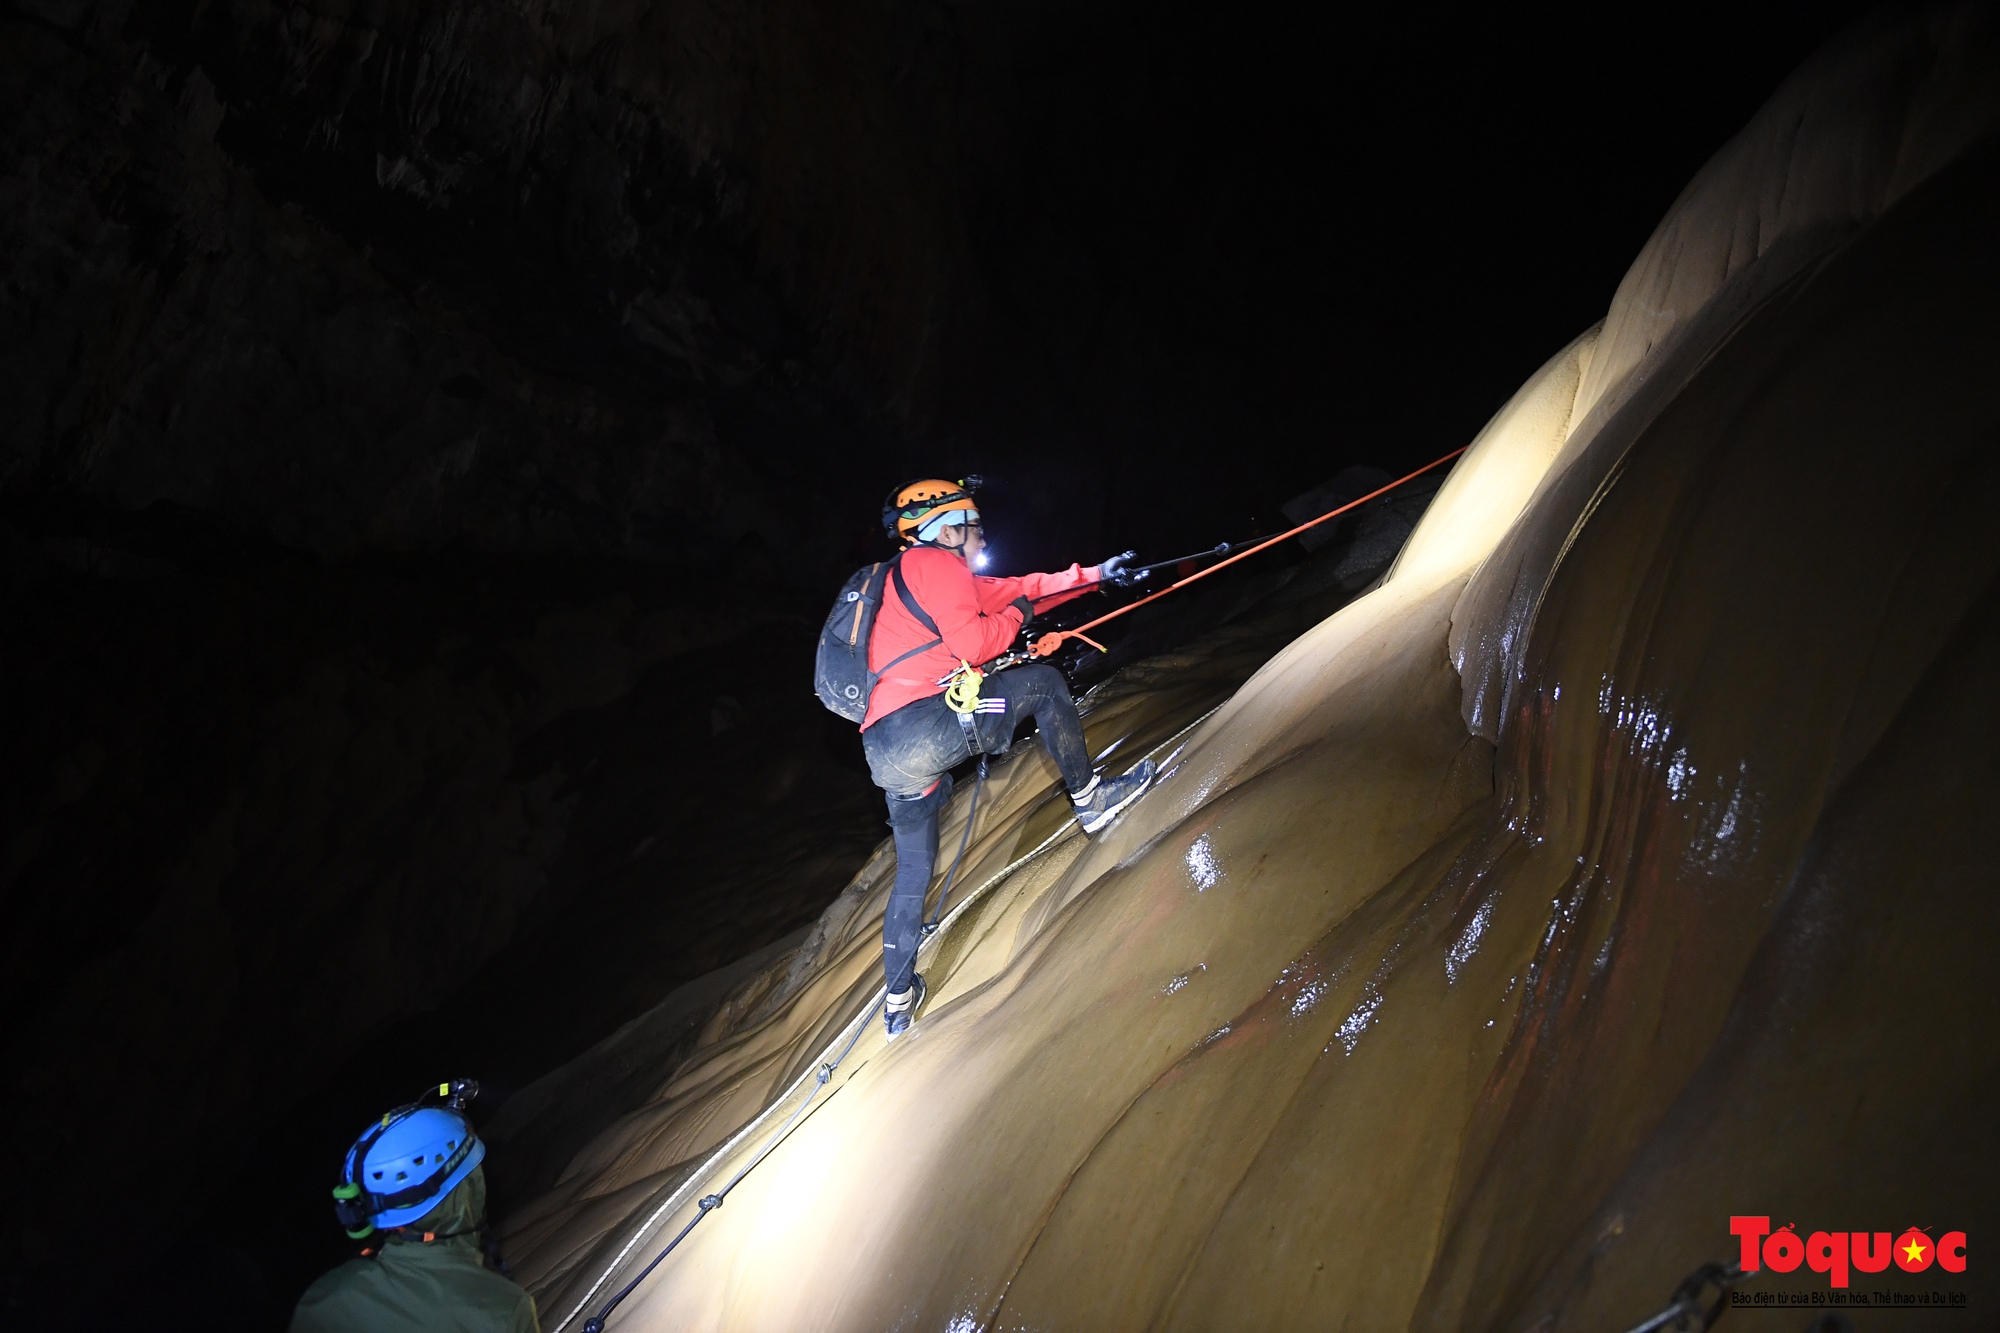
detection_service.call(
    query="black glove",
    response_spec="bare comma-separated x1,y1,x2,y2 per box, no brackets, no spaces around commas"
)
1010,595,1035,621
1097,551,1149,588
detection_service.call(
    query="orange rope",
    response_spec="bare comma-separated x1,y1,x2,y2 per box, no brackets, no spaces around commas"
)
1028,445,1468,659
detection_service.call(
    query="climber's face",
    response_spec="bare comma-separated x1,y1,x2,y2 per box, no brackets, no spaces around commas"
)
936,517,985,564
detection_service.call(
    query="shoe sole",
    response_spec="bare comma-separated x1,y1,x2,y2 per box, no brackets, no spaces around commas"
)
1077,771,1155,835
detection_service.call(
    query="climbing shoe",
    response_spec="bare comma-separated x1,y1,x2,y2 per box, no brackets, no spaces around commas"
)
1071,759,1156,835
885,973,927,1040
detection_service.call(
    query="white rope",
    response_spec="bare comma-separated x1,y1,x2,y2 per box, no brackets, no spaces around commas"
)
550,701,1223,1331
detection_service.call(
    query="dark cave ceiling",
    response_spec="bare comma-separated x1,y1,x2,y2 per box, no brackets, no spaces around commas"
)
9,0,1874,575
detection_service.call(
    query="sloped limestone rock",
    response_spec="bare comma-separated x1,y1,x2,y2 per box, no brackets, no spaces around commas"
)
505,12,2000,1329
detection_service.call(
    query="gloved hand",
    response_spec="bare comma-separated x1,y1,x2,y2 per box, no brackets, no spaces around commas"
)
1011,595,1035,622
1097,551,1149,588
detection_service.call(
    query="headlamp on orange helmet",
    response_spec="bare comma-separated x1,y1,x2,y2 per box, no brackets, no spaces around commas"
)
883,475,983,545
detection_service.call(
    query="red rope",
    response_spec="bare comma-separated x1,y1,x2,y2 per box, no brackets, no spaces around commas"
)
1028,445,1468,659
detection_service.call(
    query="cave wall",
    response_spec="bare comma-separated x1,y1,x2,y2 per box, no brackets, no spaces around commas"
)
496,10,2000,1330
10,1,1875,569
0,2,971,1311
1453,0,2000,740
0,557,892,1320
541,140,2000,1332
4,0,901,566
0,0,1895,1325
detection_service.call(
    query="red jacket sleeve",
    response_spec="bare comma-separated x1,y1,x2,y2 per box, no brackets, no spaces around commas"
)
974,563,1101,616
900,546,1028,665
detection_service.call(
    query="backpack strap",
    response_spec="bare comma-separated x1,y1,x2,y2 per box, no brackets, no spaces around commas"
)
866,552,945,702
890,556,941,635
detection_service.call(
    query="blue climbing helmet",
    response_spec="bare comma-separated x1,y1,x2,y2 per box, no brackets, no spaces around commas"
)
330,1079,485,1239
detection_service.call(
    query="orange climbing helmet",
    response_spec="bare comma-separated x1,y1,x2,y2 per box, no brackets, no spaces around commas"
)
882,475,982,544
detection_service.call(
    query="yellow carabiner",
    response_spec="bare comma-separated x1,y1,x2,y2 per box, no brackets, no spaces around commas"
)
943,660,984,714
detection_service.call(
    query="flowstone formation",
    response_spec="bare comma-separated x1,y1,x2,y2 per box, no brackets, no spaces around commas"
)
502,9,2000,1330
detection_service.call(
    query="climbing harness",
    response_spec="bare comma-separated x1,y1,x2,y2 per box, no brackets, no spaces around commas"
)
1020,446,1467,663
941,660,985,714
1620,1260,1746,1333
940,655,1001,759
552,702,1223,1333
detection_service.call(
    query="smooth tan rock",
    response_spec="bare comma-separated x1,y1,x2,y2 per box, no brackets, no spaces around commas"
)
509,11,2000,1329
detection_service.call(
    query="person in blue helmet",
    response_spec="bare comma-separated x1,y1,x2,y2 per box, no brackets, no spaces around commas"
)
290,1080,536,1333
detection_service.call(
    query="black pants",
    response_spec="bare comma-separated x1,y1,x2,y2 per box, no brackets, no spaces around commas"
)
861,664,1095,994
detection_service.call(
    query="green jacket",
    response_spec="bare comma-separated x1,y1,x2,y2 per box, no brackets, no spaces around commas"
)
290,1167,538,1333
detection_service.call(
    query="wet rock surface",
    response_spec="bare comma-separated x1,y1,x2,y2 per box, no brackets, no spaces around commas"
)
496,14,2000,1332
0,1,1898,1327
477,496,1430,1208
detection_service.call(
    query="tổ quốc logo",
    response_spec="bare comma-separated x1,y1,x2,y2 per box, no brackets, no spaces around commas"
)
1730,1217,1966,1303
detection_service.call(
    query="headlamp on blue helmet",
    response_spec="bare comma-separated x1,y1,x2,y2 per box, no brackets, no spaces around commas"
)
331,1079,485,1239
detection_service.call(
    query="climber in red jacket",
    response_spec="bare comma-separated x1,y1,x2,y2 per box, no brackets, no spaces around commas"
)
862,478,1157,1038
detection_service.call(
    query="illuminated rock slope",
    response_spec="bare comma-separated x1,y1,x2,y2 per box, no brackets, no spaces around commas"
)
505,10,2000,1329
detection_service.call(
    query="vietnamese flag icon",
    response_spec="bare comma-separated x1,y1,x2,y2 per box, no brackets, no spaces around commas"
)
1894,1229,1934,1273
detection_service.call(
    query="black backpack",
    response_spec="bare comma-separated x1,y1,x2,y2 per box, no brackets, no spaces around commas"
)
814,553,942,723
